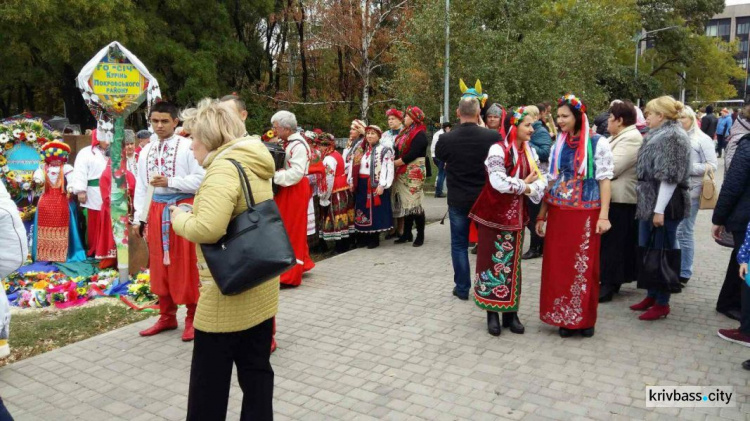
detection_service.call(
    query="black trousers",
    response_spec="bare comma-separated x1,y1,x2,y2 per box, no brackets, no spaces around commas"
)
525,198,544,251
187,318,274,421
600,203,638,287
717,231,745,315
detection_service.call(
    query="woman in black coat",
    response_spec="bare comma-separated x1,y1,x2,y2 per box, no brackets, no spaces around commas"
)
713,133,750,352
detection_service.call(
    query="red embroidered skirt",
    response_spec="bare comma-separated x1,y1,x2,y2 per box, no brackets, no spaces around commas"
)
36,189,70,262
95,198,117,260
275,180,312,286
146,198,200,304
539,206,600,329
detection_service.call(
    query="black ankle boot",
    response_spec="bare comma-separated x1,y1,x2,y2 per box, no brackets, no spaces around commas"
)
487,312,501,336
502,312,525,334
395,216,414,243
367,234,380,249
559,327,574,338
413,214,425,247
580,327,595,338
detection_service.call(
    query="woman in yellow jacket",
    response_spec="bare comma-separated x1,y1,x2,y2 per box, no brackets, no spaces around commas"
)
171,98,279,421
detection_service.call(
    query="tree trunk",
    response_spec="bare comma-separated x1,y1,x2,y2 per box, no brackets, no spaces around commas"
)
337,47,346,101
24,83,35,113
296,0,308,102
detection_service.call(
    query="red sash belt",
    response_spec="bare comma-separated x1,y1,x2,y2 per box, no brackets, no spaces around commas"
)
359,174,381,208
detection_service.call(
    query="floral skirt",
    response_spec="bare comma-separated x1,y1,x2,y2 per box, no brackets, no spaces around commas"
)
539,206,600,329
392,157,425,217
354,176,393,233
320,189,354,241
474,225,523,312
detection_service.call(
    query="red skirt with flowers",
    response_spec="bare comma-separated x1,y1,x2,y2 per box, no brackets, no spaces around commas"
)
539,206,600,329
473,224,523,312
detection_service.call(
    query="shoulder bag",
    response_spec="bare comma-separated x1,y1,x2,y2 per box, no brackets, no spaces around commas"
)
636,227,682,293
200,159,296,295
699,166,718,210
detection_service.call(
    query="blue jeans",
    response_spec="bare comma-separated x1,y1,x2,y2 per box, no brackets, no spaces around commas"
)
676,197,699,278
449,206,471,295
639,219,680,305
434,159,446,196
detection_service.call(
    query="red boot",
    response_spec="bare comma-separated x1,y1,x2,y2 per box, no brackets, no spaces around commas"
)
182,304,196,342
629,296,656,311
139,295,178,336
639,304,670,320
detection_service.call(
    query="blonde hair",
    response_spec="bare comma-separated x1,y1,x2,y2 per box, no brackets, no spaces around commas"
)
524,105,540,120
645,96,684,121
678,105,698,132
181,98,247,152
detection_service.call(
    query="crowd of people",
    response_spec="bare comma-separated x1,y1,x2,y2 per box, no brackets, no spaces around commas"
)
3,85,750,418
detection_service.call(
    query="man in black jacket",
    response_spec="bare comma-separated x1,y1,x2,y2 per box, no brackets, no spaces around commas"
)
712,134,750,348
701,105,718,139
435,97,500,300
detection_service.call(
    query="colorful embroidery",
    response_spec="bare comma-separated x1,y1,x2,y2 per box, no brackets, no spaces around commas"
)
147,138,181,179
474,230,522,312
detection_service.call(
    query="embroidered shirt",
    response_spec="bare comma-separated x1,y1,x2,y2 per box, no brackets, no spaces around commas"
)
70,145,108,210
485,143,547,204
273,132,311,187
133,134,204,222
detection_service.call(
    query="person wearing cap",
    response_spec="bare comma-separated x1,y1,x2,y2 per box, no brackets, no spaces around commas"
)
348,125,394,249
70,129,110,257
32,141,87,262
393,106,431,247
717,108,733,158
124,129,139,178
136,129,152,153
381,108,403,151
485,103,508,138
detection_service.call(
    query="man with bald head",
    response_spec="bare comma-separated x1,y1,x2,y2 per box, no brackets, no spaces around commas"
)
435,97,500,300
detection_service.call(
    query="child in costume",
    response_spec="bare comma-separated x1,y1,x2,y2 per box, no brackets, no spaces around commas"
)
32,141,87,262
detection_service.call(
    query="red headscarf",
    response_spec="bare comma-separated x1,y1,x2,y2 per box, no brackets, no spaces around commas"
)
91,129,99,147
386,108,404,121
394,106,427,175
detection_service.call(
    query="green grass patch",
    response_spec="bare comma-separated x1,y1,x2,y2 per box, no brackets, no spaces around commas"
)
1,302,151,367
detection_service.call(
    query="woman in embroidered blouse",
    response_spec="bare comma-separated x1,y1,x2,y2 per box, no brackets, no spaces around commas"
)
469,107,548,336
348,125,395,249
317,133,354,253
535,94,614,338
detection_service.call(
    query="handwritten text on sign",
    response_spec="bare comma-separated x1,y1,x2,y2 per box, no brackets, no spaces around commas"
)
92,63,143,96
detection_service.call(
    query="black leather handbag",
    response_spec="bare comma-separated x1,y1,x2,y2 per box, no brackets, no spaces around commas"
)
636,227,682,293
200,159,296,295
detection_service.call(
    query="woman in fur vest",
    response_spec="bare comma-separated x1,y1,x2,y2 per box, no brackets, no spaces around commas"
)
630,96,691,321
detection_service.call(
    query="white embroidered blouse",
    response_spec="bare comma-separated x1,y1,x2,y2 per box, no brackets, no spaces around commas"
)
485,143,548,204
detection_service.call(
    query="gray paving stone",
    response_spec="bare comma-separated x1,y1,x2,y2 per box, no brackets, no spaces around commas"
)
0,191,748,419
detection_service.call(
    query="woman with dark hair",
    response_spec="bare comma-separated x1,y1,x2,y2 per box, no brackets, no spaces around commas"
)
393,106,431,246
535,94,614,338
630,96,691,321
599,100,643,302
469,107,548,336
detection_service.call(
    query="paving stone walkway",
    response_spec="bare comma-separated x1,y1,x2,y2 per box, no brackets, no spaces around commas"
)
1,194,749,420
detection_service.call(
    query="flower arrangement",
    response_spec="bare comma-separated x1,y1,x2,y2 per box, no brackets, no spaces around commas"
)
2,268,153,310
127,271,156,304
0,118,60,220
558,94,587,113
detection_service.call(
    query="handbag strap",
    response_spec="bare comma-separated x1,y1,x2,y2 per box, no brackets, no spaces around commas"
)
226,158,256,208
647,226,674,250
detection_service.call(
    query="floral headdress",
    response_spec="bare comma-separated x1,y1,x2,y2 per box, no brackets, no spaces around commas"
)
386,108,404,121
405,106,425,125
550,94,593,179
510,106,530,127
